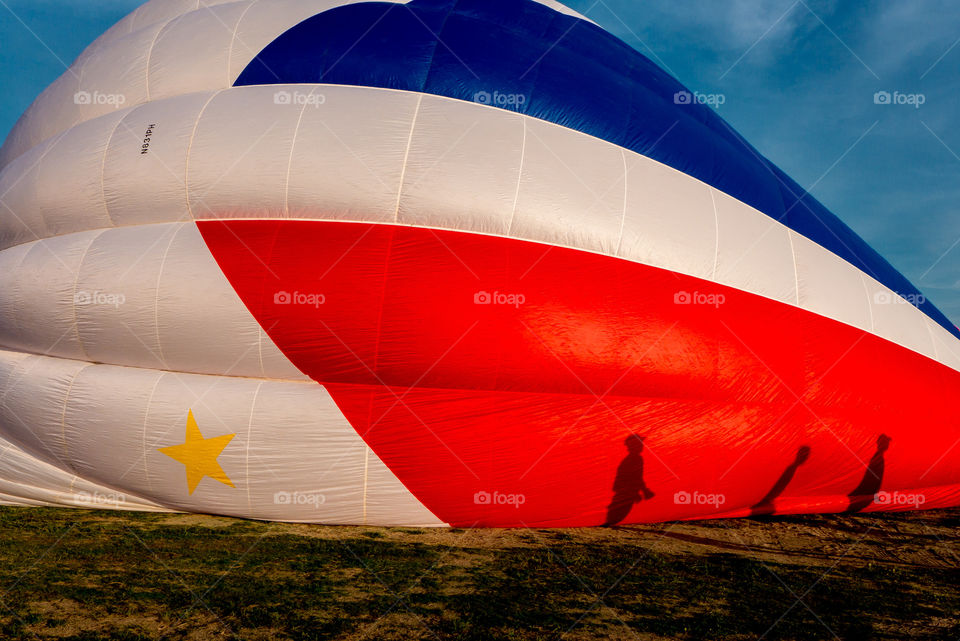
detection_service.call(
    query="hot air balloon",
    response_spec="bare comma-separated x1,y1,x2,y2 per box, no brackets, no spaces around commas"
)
0,0,957,527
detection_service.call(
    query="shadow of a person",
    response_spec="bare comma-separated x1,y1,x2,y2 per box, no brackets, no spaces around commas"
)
750,445,811,516
846,434,892,513
604,434,654,526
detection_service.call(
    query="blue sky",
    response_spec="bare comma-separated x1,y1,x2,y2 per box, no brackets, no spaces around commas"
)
2,0,960,322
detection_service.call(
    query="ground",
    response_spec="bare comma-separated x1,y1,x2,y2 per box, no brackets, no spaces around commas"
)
0,507,958,640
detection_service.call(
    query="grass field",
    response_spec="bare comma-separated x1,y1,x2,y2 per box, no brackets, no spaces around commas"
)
0,506,958,640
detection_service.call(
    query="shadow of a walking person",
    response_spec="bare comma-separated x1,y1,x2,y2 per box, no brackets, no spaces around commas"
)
750,445,811,516
846,434,892,513
603,434,654,526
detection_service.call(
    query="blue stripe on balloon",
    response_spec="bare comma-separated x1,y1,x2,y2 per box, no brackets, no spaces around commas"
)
235,0,959,340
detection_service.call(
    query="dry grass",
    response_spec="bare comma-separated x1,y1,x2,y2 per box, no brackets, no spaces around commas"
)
0,507,958,640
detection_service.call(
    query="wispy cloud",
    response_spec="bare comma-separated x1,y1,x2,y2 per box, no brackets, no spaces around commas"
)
858,0,960,78
695,0,814,51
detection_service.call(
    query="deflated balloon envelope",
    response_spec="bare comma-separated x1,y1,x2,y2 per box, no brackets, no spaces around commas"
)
0,0,957,527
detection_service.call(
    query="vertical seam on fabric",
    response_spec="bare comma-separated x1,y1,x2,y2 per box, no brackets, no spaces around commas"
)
931,323,960,365
859,272,876,333
362,447,369,525
615,148,628,256
141,371,165,494
58,363,92,472
127,5,143,34
61,62,87,149
923,318,941,360
99,114,125,228
245,381,263,513
226,0,259,86
184,90,223,221
709,188,720,280
257,327,265,378
1,354,84,493
144,17,179,102
71,229,110,363
152,223,184,370
12,135,62,244
507,116,527,235
0,355,38,412
283,86,315,218
10,242,37,340
787,230,801,305
394,94,423,222
77,52,86,90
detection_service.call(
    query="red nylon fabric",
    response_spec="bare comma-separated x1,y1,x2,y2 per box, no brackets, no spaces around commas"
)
199,219,960,526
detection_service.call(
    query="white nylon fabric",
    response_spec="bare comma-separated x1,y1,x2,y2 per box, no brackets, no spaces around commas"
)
0,349,444,525
0,0,593,170
0,350,166,511
0,84,954,374
0,224,307,378
0,0,401,167
89,0,590,61
0,224,307,379
0,435,168,511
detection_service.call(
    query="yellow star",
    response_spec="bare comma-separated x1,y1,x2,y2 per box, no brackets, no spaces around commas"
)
158,409,236,495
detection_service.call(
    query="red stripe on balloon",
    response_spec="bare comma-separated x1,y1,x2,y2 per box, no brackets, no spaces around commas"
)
198,219,960,527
